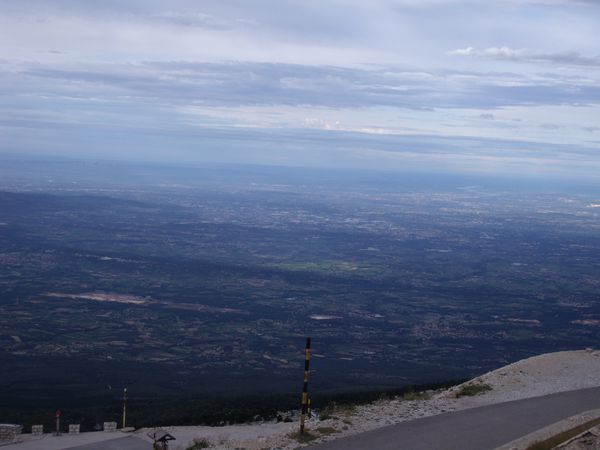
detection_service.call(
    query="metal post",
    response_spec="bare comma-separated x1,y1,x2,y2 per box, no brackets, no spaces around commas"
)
55,409,61,436
300,337,311,434
122,387,127,429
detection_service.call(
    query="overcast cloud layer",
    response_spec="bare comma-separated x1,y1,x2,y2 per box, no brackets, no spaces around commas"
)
1,0,600,178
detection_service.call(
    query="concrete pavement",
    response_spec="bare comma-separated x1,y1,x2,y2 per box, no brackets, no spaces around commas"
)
65,436,148,450
3,432,149,450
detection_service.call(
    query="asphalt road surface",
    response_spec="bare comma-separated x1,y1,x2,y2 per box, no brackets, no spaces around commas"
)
308,387,600,450
67,436,149,450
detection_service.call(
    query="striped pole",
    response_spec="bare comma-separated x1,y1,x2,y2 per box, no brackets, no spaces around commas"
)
300,337,311,434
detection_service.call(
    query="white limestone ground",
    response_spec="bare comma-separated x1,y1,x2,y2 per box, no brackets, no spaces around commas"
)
6,349,600,450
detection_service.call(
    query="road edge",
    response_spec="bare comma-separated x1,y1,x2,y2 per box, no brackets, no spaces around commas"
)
494,408,600,450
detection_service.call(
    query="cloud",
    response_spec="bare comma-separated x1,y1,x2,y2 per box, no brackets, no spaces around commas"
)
13,59,600,112
4,59,599,152
148,11,242,29
532,51,600,67
482,47,527,58
448,46,526,58
448,47,476,56
507,0,600,5
449,46,600,67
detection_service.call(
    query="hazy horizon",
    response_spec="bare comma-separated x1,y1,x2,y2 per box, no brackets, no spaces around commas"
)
1,154,599,194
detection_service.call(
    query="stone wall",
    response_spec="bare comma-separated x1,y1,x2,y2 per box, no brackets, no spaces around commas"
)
103,422,117,432
0,424,22,443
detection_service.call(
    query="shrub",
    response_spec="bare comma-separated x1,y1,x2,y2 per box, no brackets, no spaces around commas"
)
401,390,432,401
185,437,210,449
318,402,356,420
289,430,318,444
454,383,492,398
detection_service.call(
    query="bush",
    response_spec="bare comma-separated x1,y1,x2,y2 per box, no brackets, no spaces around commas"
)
319,402,356,420
289,430,318,444
454,383,492,398
401,390,432,401
185,437,210,449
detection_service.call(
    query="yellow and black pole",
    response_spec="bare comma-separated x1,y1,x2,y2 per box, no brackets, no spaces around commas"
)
300,337,311,434
122,387,127,429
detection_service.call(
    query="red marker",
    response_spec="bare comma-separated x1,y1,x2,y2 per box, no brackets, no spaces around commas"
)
55,408,61,435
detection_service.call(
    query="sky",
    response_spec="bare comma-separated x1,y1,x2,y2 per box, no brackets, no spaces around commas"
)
1,0,599,178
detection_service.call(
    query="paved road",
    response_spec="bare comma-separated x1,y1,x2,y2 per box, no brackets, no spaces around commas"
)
67,436,149,450
308,387,600,450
